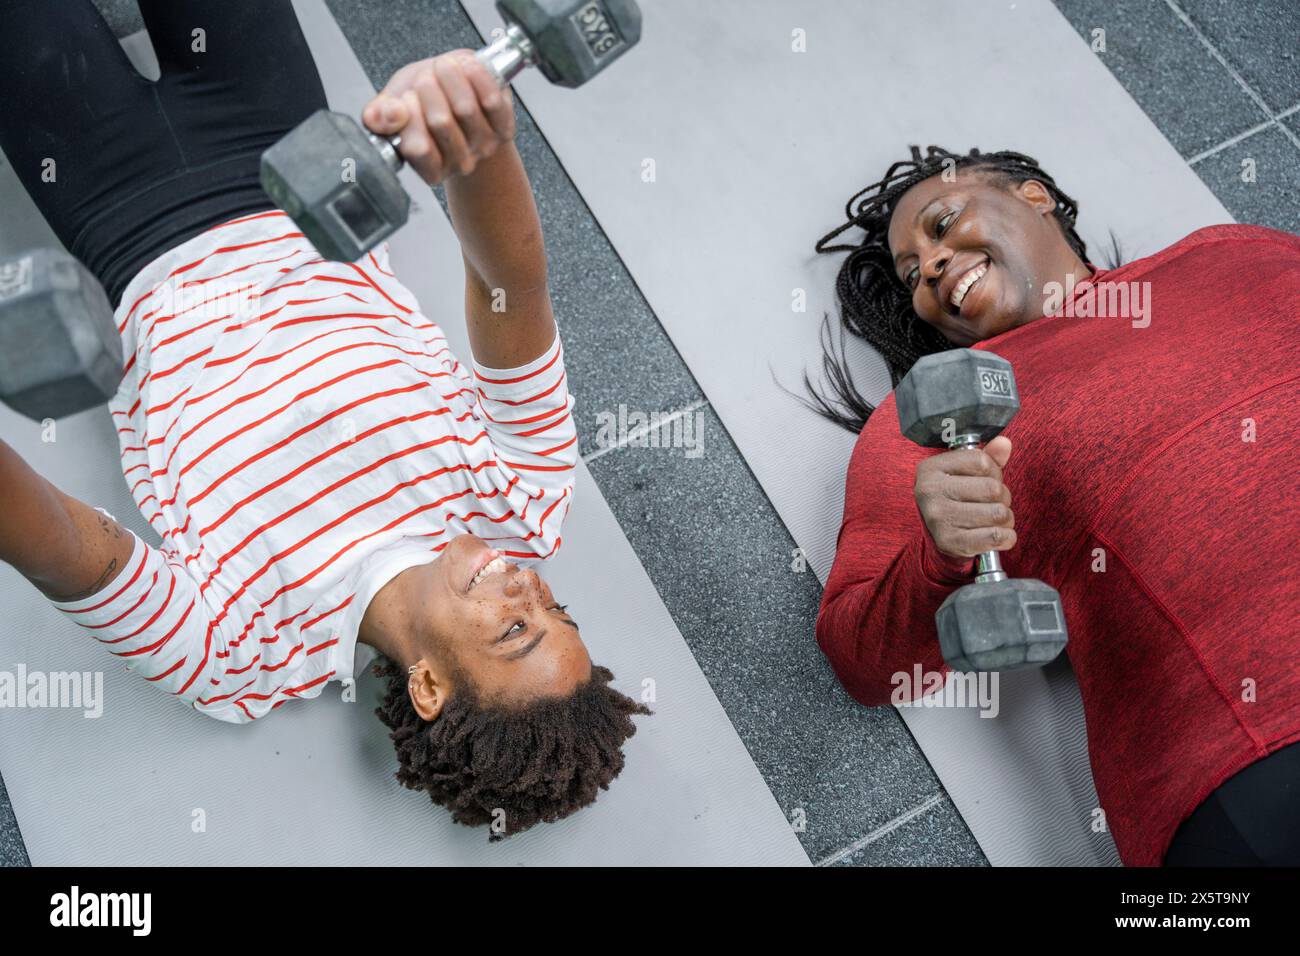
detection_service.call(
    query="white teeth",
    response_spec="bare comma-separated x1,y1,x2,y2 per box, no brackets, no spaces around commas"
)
951,261,989,309
470,556,510,589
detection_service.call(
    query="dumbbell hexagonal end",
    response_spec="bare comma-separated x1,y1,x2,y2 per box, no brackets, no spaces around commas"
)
260,110,409,262
499,0,642,87
0,250,122,421
935,577,1068,672
896,348,1019,448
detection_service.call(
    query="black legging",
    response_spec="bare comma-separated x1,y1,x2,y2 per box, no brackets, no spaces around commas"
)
1164,739,1300,866
0,0,326,307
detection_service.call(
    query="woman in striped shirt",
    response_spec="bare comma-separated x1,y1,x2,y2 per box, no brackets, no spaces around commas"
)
0,0,647,841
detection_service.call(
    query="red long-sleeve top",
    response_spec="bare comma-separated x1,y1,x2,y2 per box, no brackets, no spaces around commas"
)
817,224,1300,866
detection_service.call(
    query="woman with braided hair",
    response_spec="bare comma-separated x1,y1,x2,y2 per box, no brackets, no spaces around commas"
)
807,146,1091,431
811,145,1300,866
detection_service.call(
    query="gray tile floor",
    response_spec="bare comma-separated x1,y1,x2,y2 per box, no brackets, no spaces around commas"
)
1055,0,1300,231
1,0,1295,867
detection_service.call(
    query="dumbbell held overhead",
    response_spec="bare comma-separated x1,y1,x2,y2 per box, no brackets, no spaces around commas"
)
260,0,642,263
896,348,1068,673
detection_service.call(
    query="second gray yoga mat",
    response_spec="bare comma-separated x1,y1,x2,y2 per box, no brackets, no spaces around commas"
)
460,0,1238,865
0,0,808,866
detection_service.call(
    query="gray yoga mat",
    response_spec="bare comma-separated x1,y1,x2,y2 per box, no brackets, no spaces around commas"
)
0,0,808,866
459,0,1237,866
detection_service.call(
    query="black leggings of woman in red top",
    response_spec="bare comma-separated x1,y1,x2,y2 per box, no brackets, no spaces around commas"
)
1165,740,1300,866
0,0,326,308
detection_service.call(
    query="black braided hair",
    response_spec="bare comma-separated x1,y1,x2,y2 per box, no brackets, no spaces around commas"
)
373,657,651,842
804,145,1089,433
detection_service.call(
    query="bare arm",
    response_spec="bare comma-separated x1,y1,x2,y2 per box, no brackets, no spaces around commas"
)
362,51,556,369
446,143,556,369
0,439,133,601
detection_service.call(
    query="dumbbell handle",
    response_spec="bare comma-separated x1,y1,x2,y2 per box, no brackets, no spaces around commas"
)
949,433,1009,585
364,24,537,174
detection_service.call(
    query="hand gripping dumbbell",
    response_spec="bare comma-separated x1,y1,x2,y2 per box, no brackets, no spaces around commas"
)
260,0,642,263
895,348,1068,672
0,249,122,422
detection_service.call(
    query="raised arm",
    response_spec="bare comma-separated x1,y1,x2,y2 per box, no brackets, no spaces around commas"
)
447,143,555,370
361,50,556,369
0,438,134,601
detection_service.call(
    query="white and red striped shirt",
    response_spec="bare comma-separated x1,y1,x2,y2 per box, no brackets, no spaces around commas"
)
49,210,577,723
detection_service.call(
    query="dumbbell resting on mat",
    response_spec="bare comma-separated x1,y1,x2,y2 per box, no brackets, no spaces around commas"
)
896,348,1068,673
260,0,642,263
0,249,122,422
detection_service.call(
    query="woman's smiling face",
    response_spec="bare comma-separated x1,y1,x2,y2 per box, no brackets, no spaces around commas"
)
421,533,590,708
886,169,1086,345
361,532,592,724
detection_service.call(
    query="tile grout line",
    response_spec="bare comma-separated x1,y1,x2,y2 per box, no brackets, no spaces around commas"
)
582,398,711,464
1187,114,1281,165
1187,100,1300,165
814,793,947,867
1164,0,1300,154
1163,0,1273,118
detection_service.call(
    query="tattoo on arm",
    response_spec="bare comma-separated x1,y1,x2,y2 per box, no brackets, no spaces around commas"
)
35,511,127,602
44,559,119,603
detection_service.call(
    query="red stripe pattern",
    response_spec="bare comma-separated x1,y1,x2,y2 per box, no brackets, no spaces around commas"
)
48,212,578,723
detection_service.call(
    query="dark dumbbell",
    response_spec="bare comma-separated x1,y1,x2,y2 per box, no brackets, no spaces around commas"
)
0,249,122,422
261,0,642,263
896,348,1068,672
